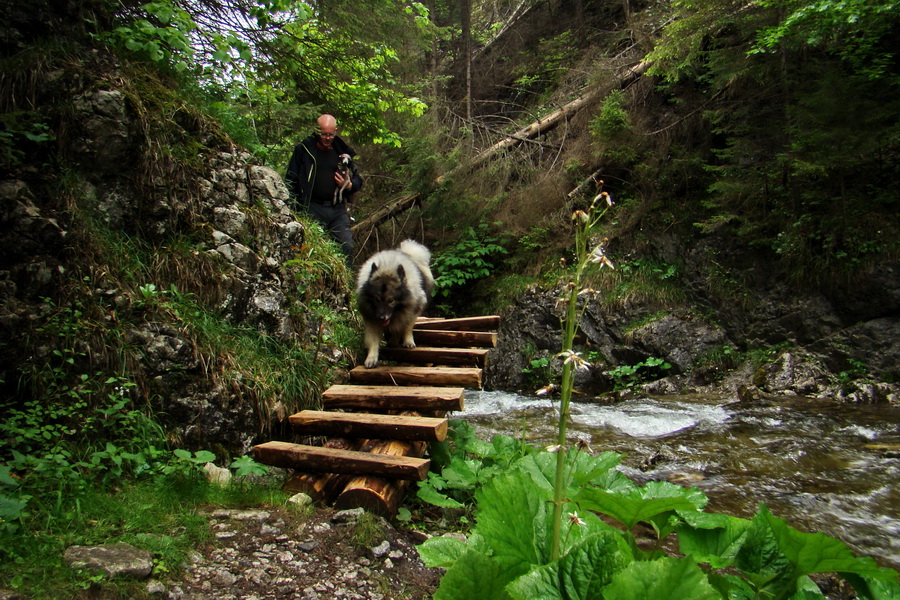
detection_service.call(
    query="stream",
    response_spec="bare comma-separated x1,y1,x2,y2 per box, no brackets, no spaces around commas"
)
459,390,900,571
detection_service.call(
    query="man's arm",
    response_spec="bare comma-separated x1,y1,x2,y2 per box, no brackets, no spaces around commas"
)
284,146,303,201
349,160,363,193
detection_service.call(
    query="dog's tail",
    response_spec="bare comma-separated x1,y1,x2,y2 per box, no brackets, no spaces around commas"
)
399,239,431,267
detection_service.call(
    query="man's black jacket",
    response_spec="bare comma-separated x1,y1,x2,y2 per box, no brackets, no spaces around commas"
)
284,134,363,208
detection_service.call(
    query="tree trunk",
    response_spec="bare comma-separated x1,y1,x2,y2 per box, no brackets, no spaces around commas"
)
461,0,473,123
435,61,648,186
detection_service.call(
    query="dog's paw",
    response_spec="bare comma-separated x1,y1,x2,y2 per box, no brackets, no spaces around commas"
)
364,355,379,368
402,339,416,349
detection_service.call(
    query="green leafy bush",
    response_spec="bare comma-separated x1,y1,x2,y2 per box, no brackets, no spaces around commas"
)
607,356,673,390
432,225,509,298
418,421,534,511
590,89,631,140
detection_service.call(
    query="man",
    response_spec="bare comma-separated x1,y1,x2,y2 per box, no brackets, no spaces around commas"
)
285,114,363,259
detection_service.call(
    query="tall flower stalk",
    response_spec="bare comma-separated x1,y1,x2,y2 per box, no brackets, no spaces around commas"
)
550,190,614,560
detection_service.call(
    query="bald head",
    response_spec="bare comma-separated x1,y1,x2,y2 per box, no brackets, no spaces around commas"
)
316,114,338,149
318,114,337,131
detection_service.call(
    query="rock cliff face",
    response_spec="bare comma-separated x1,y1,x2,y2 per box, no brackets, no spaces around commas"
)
485,262,900,404
1,63,350,454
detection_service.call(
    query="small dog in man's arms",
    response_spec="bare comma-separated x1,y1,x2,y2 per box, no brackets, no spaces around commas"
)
356,240,433,368
334,153,354,204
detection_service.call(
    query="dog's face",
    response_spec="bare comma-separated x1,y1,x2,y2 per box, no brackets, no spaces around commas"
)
337,153,352,177
358,264,409,327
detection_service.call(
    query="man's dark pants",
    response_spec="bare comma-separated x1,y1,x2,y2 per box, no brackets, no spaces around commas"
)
307,201,354,259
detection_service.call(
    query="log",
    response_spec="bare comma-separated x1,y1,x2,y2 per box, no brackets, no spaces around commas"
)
348,365,482,388
334,476,412,516
252,441,430,480
334,439,427,516
414,315,500,331
408,329,497,348
322,385,465,413
350,193,420,234
566,167,605,201
280,437,359,502
379,346,490,367
288,411,449,442
434,62,650,186
283,471,352,503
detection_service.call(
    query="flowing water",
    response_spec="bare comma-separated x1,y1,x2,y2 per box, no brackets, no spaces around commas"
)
459,390,900,571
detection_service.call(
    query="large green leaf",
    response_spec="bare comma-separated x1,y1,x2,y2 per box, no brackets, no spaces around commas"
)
474,463,615,568
517,450,623,494
507,532,632,600
601,556,722,599
761,506,898,589
417,480,465,508
677,511,753,568
474,467,556,565
841,574,900,600
572,484,701,530
432,549,528,600
0,494,28,521
418,535,467,569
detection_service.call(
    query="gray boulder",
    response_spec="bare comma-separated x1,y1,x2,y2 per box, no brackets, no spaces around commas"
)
63,542,153,578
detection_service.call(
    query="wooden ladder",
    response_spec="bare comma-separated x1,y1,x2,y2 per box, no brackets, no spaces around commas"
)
253,315,499,516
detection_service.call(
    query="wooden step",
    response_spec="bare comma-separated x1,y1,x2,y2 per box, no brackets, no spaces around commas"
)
349,365,482,388
253,441,430,481
289,410,449,442
414,315,500,331
379,346,490,367
411,329,497,348
323,385,465,413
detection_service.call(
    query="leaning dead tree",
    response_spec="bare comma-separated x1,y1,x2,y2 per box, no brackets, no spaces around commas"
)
352,61,650,237
435,61,650,186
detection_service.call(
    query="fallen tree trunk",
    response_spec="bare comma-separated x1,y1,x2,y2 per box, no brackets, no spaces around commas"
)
350,193,420,235
435,62,650,187
566,167,605,201
352,62,649,234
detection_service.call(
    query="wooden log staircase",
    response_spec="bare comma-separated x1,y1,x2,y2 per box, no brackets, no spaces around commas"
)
252,315,499,516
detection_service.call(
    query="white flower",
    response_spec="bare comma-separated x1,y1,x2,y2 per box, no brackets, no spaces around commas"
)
558,349,586,368
545,444,563,453
568,512,587,526
588,245,615,269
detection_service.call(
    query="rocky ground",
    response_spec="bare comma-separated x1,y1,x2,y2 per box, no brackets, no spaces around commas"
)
158,505,443,600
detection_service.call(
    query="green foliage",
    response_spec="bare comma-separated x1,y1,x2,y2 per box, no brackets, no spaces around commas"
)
606,356,673,390
98,0,430,149
432,224,509,298
419,448,900,599
645,0,900,284
590,90,631,140
510,31,581,100
104,0,200,71
418,421,535,512
0,112,55,168
521,357,552,390
751,0,899,80
350,511,386,550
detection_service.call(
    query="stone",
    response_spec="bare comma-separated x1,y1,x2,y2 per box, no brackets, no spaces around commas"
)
288,493,313,507
369,541,390,559
203,462,232,485
146,579,166,595
63,542,153,579
332,507,366,524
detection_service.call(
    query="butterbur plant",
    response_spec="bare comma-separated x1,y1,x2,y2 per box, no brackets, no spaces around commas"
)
417,191,900,599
